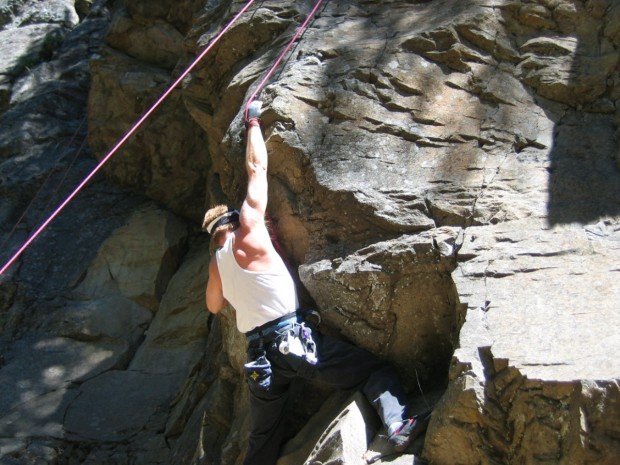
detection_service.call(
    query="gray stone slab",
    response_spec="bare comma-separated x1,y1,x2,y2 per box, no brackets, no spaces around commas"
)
0,388,79,438
455,219,620,381
45,295,152,346
73,205,188,311
129,241,209,375
0,24,60,77
64,370,181,442
278,391,380,465
0,336,129,416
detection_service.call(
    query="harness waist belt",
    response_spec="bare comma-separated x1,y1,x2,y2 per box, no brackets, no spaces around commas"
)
245,311,304,344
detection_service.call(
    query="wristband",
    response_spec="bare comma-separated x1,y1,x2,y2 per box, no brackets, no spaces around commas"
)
247,117,261,128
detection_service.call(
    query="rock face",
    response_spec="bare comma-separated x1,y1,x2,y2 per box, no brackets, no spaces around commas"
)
285,391,381,465
0,1,618,465
73,205,188,311
425,219,620,465
299,229,461,385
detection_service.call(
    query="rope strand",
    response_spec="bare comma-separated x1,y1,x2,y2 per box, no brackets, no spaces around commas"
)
0,0,258,277
0,118,87,260
244,0,325,121
245,0,325,268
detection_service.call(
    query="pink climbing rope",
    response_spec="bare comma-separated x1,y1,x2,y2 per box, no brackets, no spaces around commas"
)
244,0,324,265
244,0,325,120
0,117,86,257
0,0,257,277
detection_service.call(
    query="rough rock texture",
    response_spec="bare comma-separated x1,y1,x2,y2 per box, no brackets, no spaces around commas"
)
299,229,461,384
0,2,202,463
0,1,619,465
73,204,189,311
278,390,442,465
87,0,211,221
425,219,620,465
285,391,381,465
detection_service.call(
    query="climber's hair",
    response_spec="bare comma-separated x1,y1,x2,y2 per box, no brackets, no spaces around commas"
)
202,204,240,238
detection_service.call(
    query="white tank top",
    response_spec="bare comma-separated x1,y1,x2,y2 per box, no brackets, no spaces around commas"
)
216,235,299,333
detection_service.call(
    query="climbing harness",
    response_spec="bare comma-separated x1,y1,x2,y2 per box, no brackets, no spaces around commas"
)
0,0,258,277
243,310,320,393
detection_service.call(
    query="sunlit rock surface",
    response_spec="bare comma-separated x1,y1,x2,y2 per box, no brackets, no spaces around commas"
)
0,1,618,464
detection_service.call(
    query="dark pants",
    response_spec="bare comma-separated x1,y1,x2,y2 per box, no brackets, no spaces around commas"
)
243,330,407,465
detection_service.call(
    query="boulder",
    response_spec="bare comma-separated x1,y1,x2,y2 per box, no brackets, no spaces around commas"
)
277,391,353,465
300,229,461,384
42,295,152,346
74,204,188,311
0,336,130,418
106,6,185,70
64,370,181,442
423,219,620,465
279,391,381,465
0,24,63,83
129,240,210,374
87,48,211,221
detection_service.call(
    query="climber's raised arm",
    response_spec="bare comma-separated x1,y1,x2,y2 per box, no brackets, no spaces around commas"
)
239,102,268,235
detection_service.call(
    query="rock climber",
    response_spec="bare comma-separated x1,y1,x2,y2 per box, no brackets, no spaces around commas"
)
204,101,430,465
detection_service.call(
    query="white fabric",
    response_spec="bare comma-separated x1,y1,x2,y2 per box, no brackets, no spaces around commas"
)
216,235,298,333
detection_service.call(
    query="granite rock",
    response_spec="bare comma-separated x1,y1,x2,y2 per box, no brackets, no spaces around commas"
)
74,204,188,311
0,1,618,465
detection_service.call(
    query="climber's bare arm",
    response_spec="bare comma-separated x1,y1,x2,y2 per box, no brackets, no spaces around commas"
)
240,124,268,234
206,257,226,313
237,103,274,262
